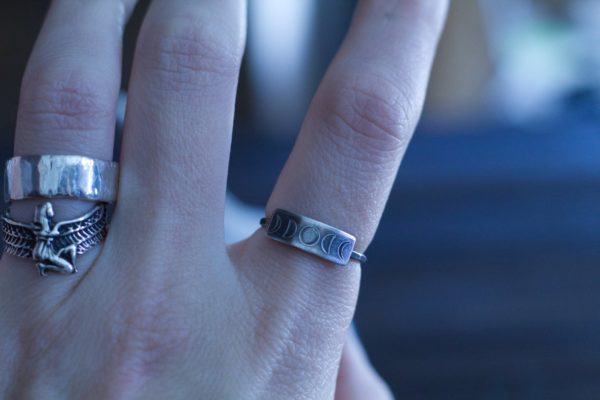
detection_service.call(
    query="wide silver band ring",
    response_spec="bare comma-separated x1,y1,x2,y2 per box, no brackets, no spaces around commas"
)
5,155,119,203
260,209,367,266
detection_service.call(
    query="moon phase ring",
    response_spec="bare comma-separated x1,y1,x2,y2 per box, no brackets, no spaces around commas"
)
2,155,117,276
260,209,367,265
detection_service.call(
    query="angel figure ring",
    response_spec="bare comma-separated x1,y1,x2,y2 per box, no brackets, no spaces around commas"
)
2,202,108,276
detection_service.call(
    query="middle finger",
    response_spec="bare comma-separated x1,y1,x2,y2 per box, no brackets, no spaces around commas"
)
115,0,246,254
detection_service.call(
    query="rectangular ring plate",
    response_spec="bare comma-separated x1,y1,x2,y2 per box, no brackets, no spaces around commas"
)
265,209,356,265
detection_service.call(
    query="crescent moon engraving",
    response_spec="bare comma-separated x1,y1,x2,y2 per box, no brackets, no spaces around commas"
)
337,240,353,261
269,214,282,233
320,233,335,254
282,219,298,239
299,226,320,246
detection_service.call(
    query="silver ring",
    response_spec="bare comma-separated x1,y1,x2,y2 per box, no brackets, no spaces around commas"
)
2,202,107,276
260,209,367,265
5,155,119,203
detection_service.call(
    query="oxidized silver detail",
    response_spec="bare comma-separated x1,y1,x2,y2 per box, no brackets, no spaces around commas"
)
260,209,367,265
5,155,118,203
2,202,108,276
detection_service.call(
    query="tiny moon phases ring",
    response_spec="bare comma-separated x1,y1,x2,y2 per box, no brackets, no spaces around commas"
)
1,155,117,276
260,209,367,265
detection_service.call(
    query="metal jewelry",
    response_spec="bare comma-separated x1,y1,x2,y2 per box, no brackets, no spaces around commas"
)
5,155,118,203
2,155,117,276
260,208,367,265
2,202,107,276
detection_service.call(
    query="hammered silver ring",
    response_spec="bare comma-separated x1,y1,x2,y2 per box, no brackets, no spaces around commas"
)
4,155,118,203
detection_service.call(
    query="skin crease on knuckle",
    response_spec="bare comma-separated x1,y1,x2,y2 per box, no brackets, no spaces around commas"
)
137,15,245,94
16,70,116,153
274,71,415,247
317,70,420,164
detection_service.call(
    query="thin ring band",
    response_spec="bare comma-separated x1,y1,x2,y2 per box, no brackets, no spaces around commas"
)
260,209,367,266
4,155,118,203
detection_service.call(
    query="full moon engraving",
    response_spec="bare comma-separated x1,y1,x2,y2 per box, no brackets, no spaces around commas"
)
299,226,320,246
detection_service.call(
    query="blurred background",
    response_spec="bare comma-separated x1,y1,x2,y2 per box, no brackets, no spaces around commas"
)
2,0,600,398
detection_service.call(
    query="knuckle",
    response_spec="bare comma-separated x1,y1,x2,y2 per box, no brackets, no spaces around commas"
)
19,316,68,363
319,73,417,160
109,281,192,381
140,16,244,91
249,298,349,396
18,71,114,134
244,251,358,371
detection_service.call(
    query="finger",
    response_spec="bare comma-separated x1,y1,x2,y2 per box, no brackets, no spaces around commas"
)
115,0,246,247
335,329,393,400
255,0,448,300
1,0,137,287
267,0,448,248
240,1,447,395
12,0,137,220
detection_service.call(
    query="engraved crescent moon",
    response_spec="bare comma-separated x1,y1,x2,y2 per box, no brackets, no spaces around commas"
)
320,233,335,254
282,219,298,239
338,240,353,261
269,214,282,233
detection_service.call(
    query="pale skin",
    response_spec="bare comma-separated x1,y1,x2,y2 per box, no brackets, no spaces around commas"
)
0,1,447,399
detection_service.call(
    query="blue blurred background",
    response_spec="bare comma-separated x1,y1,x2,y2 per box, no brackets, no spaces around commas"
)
2,1,600,398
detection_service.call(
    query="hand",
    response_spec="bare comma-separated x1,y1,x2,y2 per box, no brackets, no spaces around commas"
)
0,0,447,398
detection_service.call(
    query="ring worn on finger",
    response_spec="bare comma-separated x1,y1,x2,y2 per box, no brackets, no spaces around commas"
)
260,209,367,266
2,155,118,277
